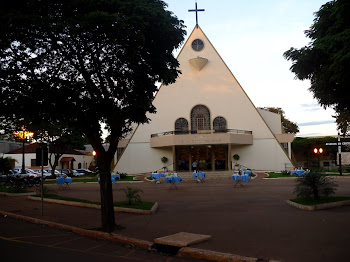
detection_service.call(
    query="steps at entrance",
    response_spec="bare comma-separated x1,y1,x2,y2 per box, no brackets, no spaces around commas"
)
176,170,234,180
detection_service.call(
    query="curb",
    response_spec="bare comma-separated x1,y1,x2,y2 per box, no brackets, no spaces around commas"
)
27,196,158,215
177,247,259,262
0,209,278,262
0,191,36,197
286,199,350,211
0,210,153,250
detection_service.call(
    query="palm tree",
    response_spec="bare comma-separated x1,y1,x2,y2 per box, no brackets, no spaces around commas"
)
293,170,338,200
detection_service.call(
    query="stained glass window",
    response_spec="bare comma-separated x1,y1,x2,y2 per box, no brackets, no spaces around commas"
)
213,117,227,131
192,39,204,51
175,118,189,131
191,105,210,131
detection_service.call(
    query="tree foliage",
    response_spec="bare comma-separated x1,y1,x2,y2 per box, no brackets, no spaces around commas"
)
260,107,299,133
333,109,350,136
34,122,88,176
0,0,185,232
0,157,15,174
283,0,350,129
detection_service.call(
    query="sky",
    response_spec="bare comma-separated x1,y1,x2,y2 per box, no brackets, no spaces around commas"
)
164,0,337,137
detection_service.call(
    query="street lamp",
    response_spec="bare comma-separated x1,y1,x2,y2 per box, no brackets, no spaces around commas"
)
313,147,323,168
92,150,98,172
14,126,34,174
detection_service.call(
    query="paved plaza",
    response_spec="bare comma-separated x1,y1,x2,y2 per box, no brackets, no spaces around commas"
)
1,172,350,261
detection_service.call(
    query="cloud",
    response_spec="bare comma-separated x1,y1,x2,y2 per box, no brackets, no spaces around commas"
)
298,120,335,126
298,132,322,137
300,103,319,108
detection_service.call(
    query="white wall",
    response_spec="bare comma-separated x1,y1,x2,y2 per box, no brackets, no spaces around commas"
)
257,108,283,135
4,153,93,170
116,143,173,174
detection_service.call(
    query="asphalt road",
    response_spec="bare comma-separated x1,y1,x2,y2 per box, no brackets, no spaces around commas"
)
2,172,350,261
0,216,196,262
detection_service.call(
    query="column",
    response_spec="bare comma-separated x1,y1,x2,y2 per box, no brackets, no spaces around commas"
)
228,144,232,170
172,145,176,171
211,149,215,171
189,150,192,172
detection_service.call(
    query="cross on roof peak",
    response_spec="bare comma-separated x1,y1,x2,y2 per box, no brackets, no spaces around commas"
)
188,1,205,28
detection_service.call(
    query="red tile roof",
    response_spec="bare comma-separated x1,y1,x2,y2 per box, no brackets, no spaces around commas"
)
60,157,75,162
6,142,86,155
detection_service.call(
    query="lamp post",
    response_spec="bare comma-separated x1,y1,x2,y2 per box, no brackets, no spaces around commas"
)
92,150,97,172
14,126,34,174
313,147,323,168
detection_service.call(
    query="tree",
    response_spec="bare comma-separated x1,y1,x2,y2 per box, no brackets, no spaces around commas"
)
34,123,88,177
333,109,350,137
260,107,299,133
283,0,350,133
0,0,185,232
0,157,15,174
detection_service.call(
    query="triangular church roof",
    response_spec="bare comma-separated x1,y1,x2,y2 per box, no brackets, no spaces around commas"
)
116,25,292,173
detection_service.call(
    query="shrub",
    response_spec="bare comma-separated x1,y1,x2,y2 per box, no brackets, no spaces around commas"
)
280,170,289,175
233,154,240,161
293,170,338,200
119,186,143,205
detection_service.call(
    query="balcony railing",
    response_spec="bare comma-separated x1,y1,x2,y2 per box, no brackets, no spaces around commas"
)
151,129,252,138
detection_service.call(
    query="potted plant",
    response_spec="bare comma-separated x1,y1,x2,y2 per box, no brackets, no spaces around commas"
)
233,154,240,170
161,156,168,173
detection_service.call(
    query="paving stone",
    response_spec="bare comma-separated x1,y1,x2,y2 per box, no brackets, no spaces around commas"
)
154,232,211,247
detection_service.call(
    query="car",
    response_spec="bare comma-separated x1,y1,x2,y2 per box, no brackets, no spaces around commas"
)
8,170,20,177
58,169,74,177
76,169,93,175
45,169,61,178
13,168,39,178
71,170,84,177
31,169,52,178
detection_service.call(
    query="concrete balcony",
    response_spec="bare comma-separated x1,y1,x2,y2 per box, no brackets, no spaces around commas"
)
150,129,253,148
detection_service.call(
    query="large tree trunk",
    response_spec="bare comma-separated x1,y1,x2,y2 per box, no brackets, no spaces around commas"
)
97,152,116,232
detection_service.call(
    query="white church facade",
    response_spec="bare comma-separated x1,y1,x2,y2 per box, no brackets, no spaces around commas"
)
114,26,294,174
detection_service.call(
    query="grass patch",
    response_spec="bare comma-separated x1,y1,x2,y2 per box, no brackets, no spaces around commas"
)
113,201,154,210
290,196,350,206
34,194,154,210
323,173,350,176
44,175,135,184
267,172,350,178
0,186,32,194
266,172,298,178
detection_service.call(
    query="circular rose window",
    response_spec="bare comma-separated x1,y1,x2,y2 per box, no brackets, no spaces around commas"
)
191,39,204,51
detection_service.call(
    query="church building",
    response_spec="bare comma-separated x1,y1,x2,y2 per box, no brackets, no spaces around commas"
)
114,21,294,174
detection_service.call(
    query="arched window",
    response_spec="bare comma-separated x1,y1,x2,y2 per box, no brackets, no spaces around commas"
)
175,118,189,133
213,117,227,132
191,105,210,131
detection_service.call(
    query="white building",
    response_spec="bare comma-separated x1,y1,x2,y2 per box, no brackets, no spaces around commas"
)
4,142,93,170
115,26,294,174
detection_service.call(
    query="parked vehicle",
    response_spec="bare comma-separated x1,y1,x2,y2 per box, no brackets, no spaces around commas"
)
58,169,74,177
8,170,20,177
44,169,60,179
4,176,26,189
71,170,84,177
31,169,51,178
76,169,92,175
13,168,38,178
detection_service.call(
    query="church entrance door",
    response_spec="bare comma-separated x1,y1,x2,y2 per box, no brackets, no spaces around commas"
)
175,145,228,171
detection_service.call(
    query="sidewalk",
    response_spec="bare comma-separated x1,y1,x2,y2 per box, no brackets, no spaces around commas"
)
1,172,350,262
